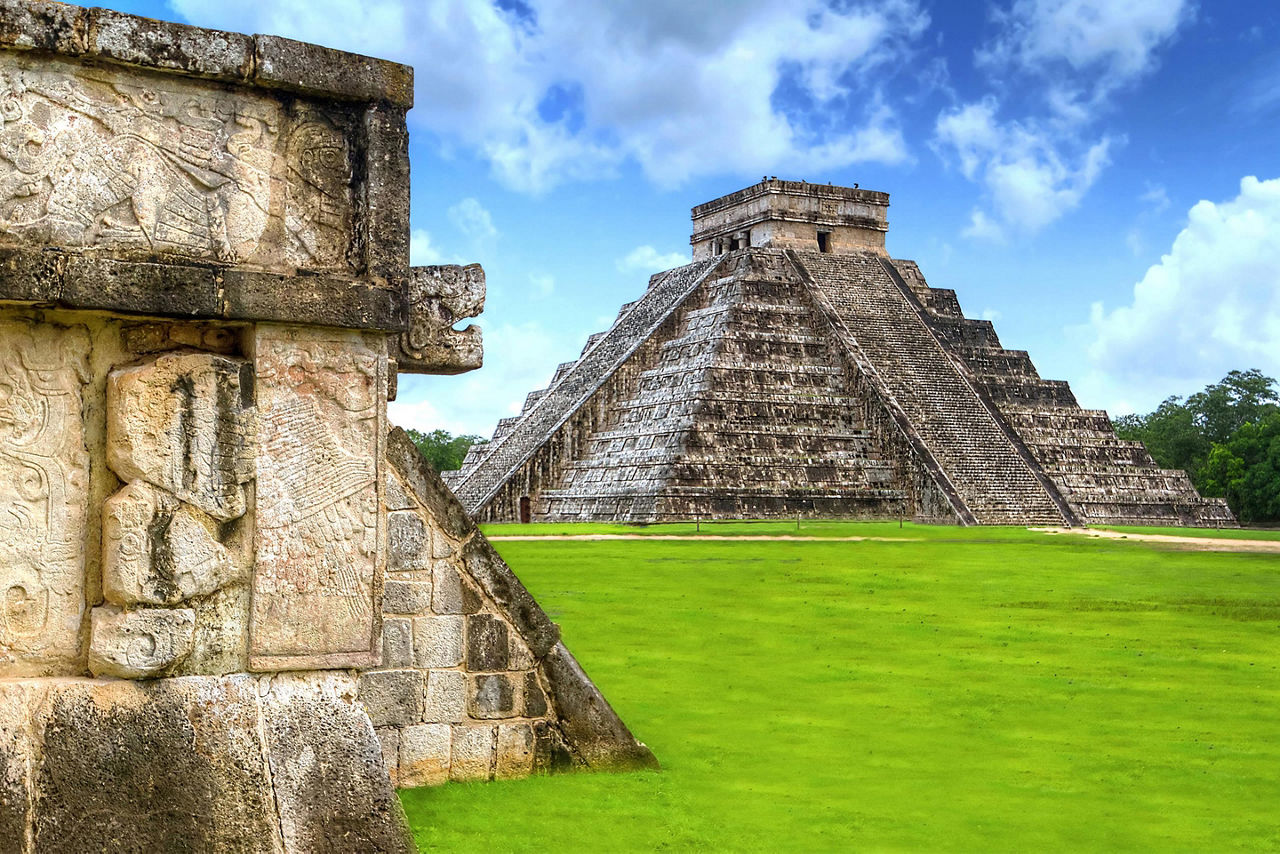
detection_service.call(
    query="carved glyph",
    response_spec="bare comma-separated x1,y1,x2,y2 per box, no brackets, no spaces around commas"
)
0,52,354,271
102,481,239,607
0,320,89,675
250,326,385,670
88,604,195,678
399,264,486,375
106,352,253,522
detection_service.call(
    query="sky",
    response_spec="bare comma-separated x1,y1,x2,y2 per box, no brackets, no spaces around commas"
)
95,0,1280,437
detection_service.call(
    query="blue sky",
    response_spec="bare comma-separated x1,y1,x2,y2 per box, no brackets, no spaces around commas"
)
99,0,1279,436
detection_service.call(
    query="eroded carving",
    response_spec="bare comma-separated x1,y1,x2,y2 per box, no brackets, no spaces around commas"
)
0,52,354,271
0,320,88,674
88,604,195,678
250,326,385,669
102,481,238,607
398,264,485,375
106,352,253,522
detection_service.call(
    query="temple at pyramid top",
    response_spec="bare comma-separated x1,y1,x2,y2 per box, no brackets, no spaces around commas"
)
448,181,1234,529
691,179,891,259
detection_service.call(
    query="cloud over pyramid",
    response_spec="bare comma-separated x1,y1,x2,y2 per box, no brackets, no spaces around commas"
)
449,180,1232,527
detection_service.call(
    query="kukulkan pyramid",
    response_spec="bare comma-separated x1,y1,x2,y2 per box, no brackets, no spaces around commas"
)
449,180,1233,528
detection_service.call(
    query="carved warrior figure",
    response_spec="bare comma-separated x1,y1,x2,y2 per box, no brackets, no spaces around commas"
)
0,55,353,271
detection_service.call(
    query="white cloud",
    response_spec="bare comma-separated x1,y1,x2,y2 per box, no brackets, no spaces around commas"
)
170,0,929,192
1077,175,1280,412
616,245,689,275
936,0,1188,239
447,197,498,241
409,228,467,266
936,100,1112,236
980,0,1193,100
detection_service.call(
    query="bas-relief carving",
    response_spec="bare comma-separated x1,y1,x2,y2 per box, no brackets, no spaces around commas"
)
398,264,486,375
0,52,354,271
0,320,89,675
251,326,385,670
106,352,254,522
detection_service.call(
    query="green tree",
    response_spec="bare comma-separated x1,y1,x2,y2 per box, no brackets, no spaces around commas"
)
1114,396,1210,475
406,428,481,472
1200,412,1280,525
1186,369,1279,444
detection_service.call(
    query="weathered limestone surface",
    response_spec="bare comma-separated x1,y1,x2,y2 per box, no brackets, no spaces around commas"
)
399,264,486,374
0,320,90,676
0,674,413,853
250,326,386,671
88,603,195,678
106,352,253,522
451,180,1232,527
102,481,238,606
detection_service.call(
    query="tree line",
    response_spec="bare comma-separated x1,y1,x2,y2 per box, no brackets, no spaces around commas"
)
406,428,482,473
1112,369,1280,525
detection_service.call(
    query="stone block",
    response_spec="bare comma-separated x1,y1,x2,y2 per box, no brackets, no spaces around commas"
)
495,724,535,780
386,429,476,539
413,616,463,669
466,614,509,671
449,725,493,783
433,534,455,559
423,670,468,724
384,579,432,615
88,605,195,679
376,726,400,785
253,33,414,108
18,676,281,852
382,618,413,668
106,352,253,522
102,481,239,607
0,320,90,676
398,723,451,789
432,564,480,615
257,672,415,853
524,671,549,718
509,633,535,670
387,510,430,572
250,327,386,671
87,7,253,78
384,471,413,511
0,0,86,53
469,673,516,720
541,642,659,771
358,669,423,728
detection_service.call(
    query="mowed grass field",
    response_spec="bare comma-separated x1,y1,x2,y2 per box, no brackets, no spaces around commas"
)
400,524,1280,852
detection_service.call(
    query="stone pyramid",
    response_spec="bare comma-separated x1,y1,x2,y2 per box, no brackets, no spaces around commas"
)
449,180,1232,528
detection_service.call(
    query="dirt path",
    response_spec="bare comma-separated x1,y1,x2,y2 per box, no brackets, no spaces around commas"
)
487,529,1280,553
485,533,922,543
1030,527,1280,554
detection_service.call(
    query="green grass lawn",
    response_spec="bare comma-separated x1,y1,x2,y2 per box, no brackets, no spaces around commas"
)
401,525,1280,852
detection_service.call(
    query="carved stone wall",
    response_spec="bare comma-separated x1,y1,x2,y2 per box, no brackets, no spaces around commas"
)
0,3,658,849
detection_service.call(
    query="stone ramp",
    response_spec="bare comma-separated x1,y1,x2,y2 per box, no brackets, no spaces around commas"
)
381,428,659,779
451,259,719,514
893,258,1236,528
790,251,1070,526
